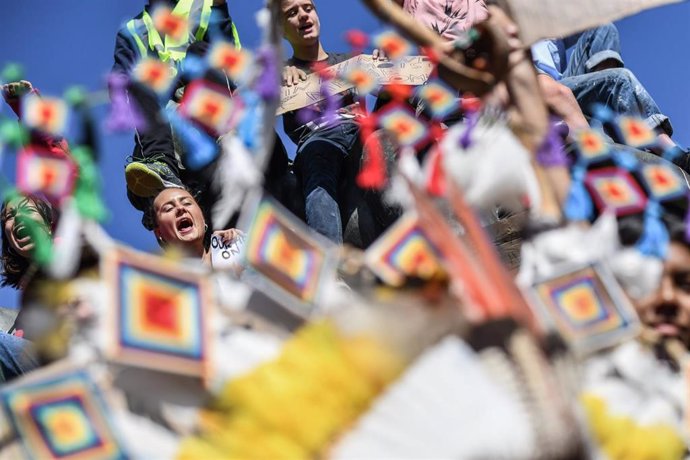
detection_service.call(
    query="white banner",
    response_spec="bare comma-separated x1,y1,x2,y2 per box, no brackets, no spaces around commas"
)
500,0,684,45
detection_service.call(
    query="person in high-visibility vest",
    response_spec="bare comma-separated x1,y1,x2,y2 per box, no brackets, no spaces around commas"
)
111,0,241,229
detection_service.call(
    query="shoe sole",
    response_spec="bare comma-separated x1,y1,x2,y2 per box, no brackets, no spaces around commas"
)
125,163,165,198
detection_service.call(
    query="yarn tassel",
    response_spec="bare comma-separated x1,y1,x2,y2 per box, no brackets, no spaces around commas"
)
564,166,593,222
637,200,669,259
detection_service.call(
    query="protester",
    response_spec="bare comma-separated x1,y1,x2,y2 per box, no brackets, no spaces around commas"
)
111,0,242,213
633,219,690,354
281,0,366,244
0,196,56,290
532,24,688,163
152,186,242,264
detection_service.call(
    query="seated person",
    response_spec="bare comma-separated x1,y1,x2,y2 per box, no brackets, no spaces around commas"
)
281,0,364,244
532,24,686,160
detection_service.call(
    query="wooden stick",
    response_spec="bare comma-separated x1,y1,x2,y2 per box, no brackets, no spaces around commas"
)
446,180,539,331
406,177,510,321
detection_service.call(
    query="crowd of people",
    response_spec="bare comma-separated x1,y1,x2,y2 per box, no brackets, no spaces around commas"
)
1,0,690,457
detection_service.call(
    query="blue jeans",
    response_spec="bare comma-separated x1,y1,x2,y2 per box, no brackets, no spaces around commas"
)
561,68,672,135
294,120,361,244
0,332,38,382
562,23,624,77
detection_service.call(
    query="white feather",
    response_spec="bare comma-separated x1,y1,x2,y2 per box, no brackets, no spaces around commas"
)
332,336,535,459
47,199,82,280
211,135,262,230
441,119,542,214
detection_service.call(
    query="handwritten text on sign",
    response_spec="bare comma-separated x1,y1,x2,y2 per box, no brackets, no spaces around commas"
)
277,55,434,115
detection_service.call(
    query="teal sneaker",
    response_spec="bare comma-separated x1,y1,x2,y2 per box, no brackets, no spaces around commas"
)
125,159,183,198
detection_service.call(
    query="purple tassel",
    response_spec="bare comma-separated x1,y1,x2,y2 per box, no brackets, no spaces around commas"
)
254,47,280,102
105,73,146,133
459,111,480,149
536,118,569,167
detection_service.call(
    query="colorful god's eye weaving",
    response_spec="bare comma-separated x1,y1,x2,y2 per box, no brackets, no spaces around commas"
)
615,116,657,150
208,42,253,84
377,104,429,148
340,65,379,95
241,195,334,315
16,146,77,204
151,6,188,41
573,128,611,164
372,30,413,60
637,163,686,202
178,80,241,137
0,368,127,460
103,247,213,381
21,94,69,137
526,264,641,355
132,58,175,96
584,167,648,216
365,213,446,287
416,80,457,119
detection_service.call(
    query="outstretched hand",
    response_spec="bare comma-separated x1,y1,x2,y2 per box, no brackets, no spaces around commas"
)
2,80,33,102
212,228,245,246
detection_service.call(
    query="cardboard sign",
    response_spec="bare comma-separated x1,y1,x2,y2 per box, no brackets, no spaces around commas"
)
211,234,245,271
499,0,682,45
277,54,434,115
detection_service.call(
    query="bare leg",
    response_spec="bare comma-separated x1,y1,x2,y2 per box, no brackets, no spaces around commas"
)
537,74,589,131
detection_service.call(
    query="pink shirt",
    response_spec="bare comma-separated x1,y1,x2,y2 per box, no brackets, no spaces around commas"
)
403,0,488,41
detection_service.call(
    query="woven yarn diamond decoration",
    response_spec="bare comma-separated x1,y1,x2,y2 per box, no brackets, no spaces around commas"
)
573,128,610,163
637,163,686,202
16,146,77,205
0,369,127,460
242,196,333,314
104,247,212,380
178,79,242,137
527,264,641,355
585,167,648,216
365,213,445,286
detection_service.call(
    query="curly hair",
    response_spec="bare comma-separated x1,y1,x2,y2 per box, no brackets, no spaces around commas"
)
0,196,56,289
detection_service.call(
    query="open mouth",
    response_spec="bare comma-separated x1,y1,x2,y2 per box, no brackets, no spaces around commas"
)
176,216,194,235
652,321,689,340
12,225,32,247
299,23,314,34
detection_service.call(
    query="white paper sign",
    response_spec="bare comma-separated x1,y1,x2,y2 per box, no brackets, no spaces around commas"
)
211,234,244,271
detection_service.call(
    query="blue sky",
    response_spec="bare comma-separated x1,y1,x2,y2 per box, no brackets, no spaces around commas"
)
0,1,688,308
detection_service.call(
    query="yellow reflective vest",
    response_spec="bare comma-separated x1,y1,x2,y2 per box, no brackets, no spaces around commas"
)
125,0,241,66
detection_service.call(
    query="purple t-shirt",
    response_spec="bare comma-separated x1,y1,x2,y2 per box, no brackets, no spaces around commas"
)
403,0,488,40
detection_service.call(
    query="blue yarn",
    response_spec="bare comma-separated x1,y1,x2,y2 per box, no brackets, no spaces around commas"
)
611,149,638,171
591,104,615,124
564,166,593,221
168,112,218,170
237,90,261,150
179,55,207,82
663,144,683,163
637,200,669,259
